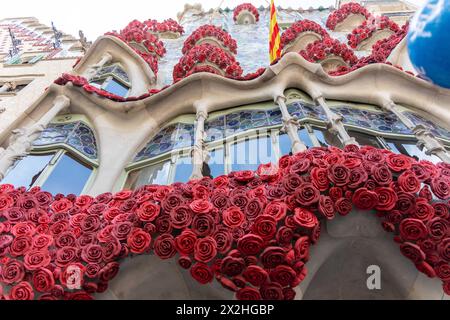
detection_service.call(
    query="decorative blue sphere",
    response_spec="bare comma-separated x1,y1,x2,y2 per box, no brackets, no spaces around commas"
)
407,0,450,89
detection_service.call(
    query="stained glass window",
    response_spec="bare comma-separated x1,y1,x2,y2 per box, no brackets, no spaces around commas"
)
404,112,450,141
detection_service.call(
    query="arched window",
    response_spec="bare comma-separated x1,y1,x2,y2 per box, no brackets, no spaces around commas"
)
90,63,131,98
0,116,98,195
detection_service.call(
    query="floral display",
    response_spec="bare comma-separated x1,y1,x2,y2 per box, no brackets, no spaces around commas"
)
233,3,260,23
280,20,330,52
347,16,400,49
300,38,358,66
0,145,449,300
326,2,372,30
182,25,238,55
144,19,184,35
173,43,243,82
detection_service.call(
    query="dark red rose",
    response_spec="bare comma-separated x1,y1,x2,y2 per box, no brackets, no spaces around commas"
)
335,197,352,216
415,261,437,278
260,247,286,269
375,187,398,211
95,192,112,204
276,227,294,247
4,207,25,223
170,205,193,229
10,235,32,257
192,184,210,200
221,256,246,277
33,268,55,293
352,188,378,210
236,287,261,300
294,236,310,261
50,198,73,213
400,218,427,241
154,234,176,260
386,153,413,172
191,213,215,237
162,193,184,212
431,176,450,200
9,281,34,300
419,186,433,202
55,246,78,267
237,234,264,256
245,198,265,221
270,265,296,286
310,167,329,192
260,282,284,300
103,207,122,222
190,262,214,284
178,256,192,269
0,194,14,211
113,190,133,201
80,215,101,233
242,265,269,287
175,230,197,255
396,192,416,214
263,201,287,221
290,158,311,175
412,199,435,221
348,166,368,189
102,239,121,262
194,236,217,263
55,231,76,248
24,250,51,270
328,163,350,187
400,242,426,263
234,170,255,182
1,259,25,284
137,201,160,222
222,206,245,228
189,199,213,214
99,262,120,282
127,228,152,254
438,238,450,262
213,176,229,188
329,187,343,202
398,171,421,194
85,263,101,278
211,192,230,209
371,164,393,186
318,195,335,219
433,203,449,219
282,173,304,194
231,194,249,210
427,218,448,241
113,221,133,241
75,195,93,210
213,228,233,254
81,244,103,264
252,215,277,241
155,215,173,234
435,262,450,281
294,183,320,206
293,208,318,229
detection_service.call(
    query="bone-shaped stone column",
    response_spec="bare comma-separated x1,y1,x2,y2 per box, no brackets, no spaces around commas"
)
0,82,15,93
82,52,113,81
382,101,450,163
190,108,208,180
0,95,70,180
275,95,307,153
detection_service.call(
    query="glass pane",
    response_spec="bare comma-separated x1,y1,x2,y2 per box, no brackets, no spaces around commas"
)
174,156,193,183
230,135,275,172
349,131,381,148
279,133,292,156
299,128,314,148
208,148,225,177
126,160,171,189
1,154,54,189
313,128,343,148
104,79,129,97
386,140,441,164
41,154,92,196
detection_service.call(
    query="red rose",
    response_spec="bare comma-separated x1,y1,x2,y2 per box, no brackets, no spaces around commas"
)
427,218,448,241
276,227,294,247
347,166,368,189
85,263,101,278
127,228,152,254
10,235,32,257
236,287,261,300
24,250,51,270
352,188,378,210
242,265,269,287
435,262,450,281
81,244,103,264
213,228,233,254
263,201,287,221
386,153,412,172
162,193,184,212
178,256,192,269
194,237,217,263
175,230,197,255
55,247,78,267
99,262,120,282
400,218,427,241
231,194,249,210
294,183,320,206
260,247,286,269
114,190,133,200
293,208,318,229
0,194,14,210
190,262,213,284
221,256,246,277
260,282,284,300
189,199,213,214
438,238,450,261
335,197,352,216
1,259,25,284
375,187,397,211
234,170,255,182
270,265,296,286
371,164,393,186
154,234,176,260
113,221,133,240
400,242,426,263
245,198,264,221
9,281,34,300
431,177,450,200
290,158,311,175
222,206,245,228
75,195,93,210
318,195,335,219
396,192,416,214
237,234,264,255
211,192,230,209
50,198,73,213
191,213,215,237
415,261,437,278
33,268,55,293
137,201,161,222
170,205,193,229
252,215,277,241
412,199,435,221
398,171,421,194
294,236,310,261
328,163,350,187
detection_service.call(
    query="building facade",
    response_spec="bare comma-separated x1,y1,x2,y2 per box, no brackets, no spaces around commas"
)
0,1,449,300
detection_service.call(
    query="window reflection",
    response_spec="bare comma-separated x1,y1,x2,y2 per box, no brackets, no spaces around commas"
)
1,153,54,188
385,139,441,163
208,148,225,177
174,155,193,183
104,79,129,97
313,128,343,148
349,131,381,148
230,134,276,172
126,160,171,189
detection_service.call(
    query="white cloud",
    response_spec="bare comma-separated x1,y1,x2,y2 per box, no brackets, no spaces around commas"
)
1,0,426,40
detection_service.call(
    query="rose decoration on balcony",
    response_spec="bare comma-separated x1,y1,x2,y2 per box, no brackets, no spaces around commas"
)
182,25,238,55
347,16,399,49
144,19,184,39
326,2,372,31
233,3,260,24
300,38,358,73
1,145,449,300
173,43,243,82
370,22,408,63
280,20,330,54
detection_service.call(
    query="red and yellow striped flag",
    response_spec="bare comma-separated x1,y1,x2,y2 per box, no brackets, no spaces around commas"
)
269,0,281,63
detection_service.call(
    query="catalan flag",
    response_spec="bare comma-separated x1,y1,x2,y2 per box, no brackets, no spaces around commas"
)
269,0,281,63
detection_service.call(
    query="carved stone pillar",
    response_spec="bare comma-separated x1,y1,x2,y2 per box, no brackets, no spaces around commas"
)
316,96,359,147
0,95,70,180
0,82,15,93
82,52,113,81
190,110,208,180
275,95,307,153
382,101,450,163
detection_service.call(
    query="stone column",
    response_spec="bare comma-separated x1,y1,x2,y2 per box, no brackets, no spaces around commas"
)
0,95,70,180
275,95,307,154
382,101,450,163
316,96,359,147
82,52,113,81
0,82,15,93
190,110,208,180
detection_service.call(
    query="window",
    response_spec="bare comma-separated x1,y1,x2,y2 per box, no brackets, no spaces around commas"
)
313,128,343,148
125,160,171,189
208,147,225,177
173,153,193,183
1,151,93,195
104,78,130,97
385,139,441,163
349,131,382,148
90,64,131,98
6,54,43,65
230,133,276,172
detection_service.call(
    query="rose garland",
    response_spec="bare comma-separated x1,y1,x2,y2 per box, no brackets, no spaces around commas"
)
173,43,243,82
347,16,399,49
0,145,449,300
144,19,184,35
182,25,238,55
280,20,330,52
300,38,358,66
326,2,372,30
233,3,260,23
